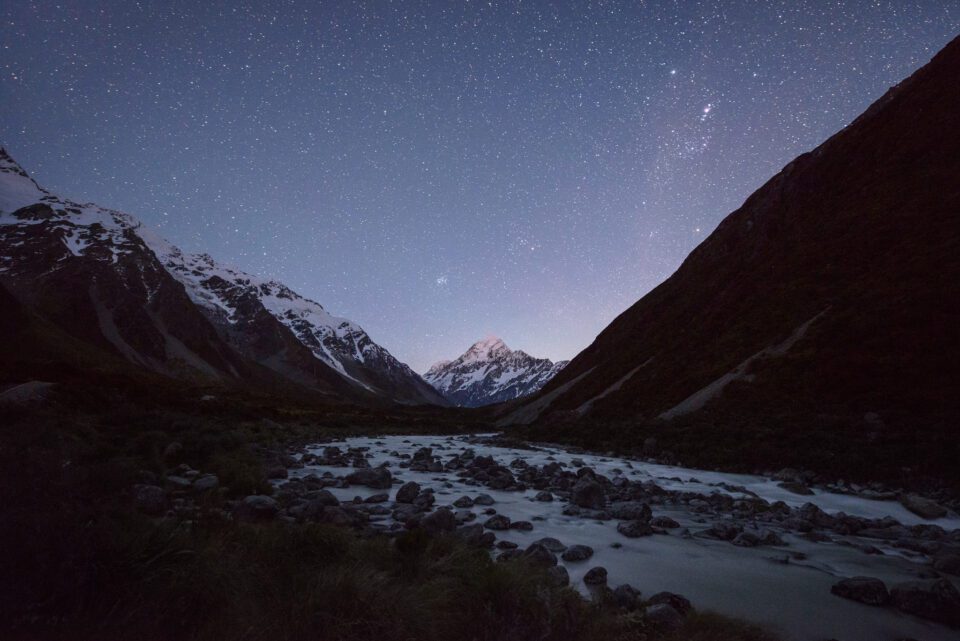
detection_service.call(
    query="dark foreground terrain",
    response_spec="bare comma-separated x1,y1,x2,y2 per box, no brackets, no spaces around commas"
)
0,385,778,641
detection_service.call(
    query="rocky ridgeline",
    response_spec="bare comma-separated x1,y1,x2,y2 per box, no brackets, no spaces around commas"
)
130,437,960,630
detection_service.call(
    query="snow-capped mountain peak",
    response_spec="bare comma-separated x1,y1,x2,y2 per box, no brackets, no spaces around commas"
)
423,337,568,407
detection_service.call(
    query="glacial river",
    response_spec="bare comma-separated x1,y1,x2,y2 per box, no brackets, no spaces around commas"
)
286,434,959,641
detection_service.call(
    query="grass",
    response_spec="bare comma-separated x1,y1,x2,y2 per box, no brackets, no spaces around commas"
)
0,392,778,641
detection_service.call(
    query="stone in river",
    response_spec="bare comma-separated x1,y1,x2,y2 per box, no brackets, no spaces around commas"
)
900,494,947,519
617,520,654,538
484,514,511,530
345,466,392,489
561,544,594,562
453,495,475,508
830,577,890,606
520,543,558,567
571,477,606,509
889,578,960,626
583,566,608,586
533,537,567,553
395,481,420,503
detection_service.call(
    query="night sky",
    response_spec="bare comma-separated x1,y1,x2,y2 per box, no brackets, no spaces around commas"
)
2,2,957,372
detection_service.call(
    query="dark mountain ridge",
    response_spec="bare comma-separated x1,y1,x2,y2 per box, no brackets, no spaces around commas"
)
507,35,960,482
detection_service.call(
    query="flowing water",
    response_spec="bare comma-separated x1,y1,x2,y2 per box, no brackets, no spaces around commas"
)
285,434,959,641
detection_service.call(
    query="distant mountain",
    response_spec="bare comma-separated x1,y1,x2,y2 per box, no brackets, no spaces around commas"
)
0,149,443,405
505,36,960,480
424,337,567,407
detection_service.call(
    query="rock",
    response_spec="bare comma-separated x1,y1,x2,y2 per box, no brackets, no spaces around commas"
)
453,495,475,508
165,475,193,490
395,481,420,503
933,553,960,576
562,544,594,562
497,540,519,549
609,501,652,521
571,477,606,509
534,537,567,553
192,474,219,493
778,481,814,496
650,516,680,529
364,492,389,503
510,520,533,531
133,484,167,515
520,543,558,567
264,464,288,480
583,566,608,586
233,495,279,523
313,489,340,507
535,491,554,502
732,531,761,547
484,514,511,530
889,579,960,626
547,565,570,587
648,592,692,615
345,467,392,489
617,520,654,538
645,603,683,630
830,577,890,606
413,492,435,511
474,494,495,506
421,507,457,533
162,441,183,461
900,494,947,520
705,522,741,541
612,584,641,609
457,523,496,548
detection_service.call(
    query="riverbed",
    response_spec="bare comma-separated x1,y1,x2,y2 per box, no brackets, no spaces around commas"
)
284,434,959,641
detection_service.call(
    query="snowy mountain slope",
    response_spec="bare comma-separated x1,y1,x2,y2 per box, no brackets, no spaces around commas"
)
423,337,567,407
141,232,446,405
0,148,442,405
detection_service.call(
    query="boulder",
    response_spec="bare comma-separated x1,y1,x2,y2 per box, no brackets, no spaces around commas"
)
421,507,457,533
645,603,683,630
571,477,606,510
889,579,960,626
535,491,554,502
778,481,814,496
830,577,890,606
533,537,567,553
133,484,167,515
456,523,496,548
900,494,947,520
395,481,420,503
648,592,692,615
520,543,558,567
345,467,392,489
618,520,654,538
561,544,594,562
192,474,219,493
650,516,680,529
474,494,496,506
933,553,960,576
233,495,279,523
583,566,608,586
453,495,475,508
612,584,641,609
484,514,511,530
609,501,652,521
510,520,533,531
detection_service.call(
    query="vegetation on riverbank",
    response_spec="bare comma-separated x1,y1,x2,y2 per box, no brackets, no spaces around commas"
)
0,394,777,641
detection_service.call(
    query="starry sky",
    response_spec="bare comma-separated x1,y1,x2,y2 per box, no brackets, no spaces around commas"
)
1,1,957,373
